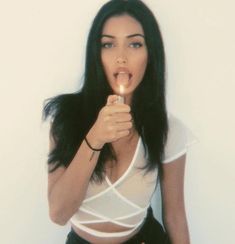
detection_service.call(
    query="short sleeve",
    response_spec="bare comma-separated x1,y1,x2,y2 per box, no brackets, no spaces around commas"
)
162,114,198,163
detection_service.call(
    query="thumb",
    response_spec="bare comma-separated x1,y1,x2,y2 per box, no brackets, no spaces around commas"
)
106,95,119,106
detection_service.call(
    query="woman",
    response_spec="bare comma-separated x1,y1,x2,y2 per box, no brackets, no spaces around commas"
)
43,0,193,243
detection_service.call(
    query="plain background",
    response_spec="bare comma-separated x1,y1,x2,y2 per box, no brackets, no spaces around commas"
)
0,0,234,243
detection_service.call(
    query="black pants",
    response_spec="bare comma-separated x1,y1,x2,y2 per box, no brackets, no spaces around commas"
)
66,207,170,244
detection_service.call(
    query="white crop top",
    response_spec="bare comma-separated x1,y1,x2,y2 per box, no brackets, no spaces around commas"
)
70,114,197,238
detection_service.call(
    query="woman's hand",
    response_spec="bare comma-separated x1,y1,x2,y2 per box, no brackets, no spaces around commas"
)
87,95,133,148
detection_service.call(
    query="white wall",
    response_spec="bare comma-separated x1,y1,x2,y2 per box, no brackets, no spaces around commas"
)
0,1,234,243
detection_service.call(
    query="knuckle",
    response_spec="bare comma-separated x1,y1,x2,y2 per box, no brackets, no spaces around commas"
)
127,122,132,128
125,105,131,112
128,114,132,121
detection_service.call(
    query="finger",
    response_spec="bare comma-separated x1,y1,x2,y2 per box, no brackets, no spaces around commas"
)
115,121,133,131
113,113,132,123
104,104,131,115
106,95,119,106
115,130,130,140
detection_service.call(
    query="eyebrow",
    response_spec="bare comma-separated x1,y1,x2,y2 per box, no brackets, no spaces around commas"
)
101,33,145,39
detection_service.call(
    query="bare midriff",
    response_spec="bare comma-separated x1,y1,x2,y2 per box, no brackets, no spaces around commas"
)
71,221,142,244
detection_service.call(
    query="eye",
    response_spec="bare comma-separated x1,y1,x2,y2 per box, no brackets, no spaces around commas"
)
101,42,114,49
129,42,143,48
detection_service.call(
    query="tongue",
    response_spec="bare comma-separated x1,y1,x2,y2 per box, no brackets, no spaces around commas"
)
116,73,129,86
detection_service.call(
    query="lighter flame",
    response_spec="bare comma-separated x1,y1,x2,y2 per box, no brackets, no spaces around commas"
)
119,85,124,95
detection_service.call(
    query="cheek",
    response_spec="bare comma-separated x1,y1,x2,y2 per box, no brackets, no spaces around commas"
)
101,53,112,73
141,51,148,65
141,56,148,69
132,55,148,84
135,54,148,73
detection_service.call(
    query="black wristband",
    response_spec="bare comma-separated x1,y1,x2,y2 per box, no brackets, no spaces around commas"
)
84,137,103,151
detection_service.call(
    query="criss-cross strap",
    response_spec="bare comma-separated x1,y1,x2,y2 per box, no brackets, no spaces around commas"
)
70,137,158,238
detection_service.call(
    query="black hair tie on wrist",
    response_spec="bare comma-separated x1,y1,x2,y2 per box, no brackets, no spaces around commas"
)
84,137,103,151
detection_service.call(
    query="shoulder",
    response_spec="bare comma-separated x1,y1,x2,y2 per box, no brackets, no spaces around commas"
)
163,113,197,164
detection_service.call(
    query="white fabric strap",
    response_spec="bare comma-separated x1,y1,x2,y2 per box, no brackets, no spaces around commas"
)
77,207,146,228
70,218,144,238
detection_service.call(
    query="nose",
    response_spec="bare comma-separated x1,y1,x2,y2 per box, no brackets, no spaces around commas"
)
116,55,127,64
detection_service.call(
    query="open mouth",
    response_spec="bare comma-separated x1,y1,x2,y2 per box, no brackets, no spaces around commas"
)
114,72,132,80
114,72,133,87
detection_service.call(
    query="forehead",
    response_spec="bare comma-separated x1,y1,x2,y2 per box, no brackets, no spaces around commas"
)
102,14,144,36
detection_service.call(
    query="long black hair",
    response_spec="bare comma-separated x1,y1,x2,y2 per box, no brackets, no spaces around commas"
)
43,0,168,181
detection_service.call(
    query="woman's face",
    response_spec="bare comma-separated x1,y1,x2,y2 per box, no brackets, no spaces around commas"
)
101,14,148,104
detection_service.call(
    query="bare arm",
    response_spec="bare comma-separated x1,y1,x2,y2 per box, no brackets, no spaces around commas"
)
48,130,103,225
161,154,190,244
47,95,132,225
